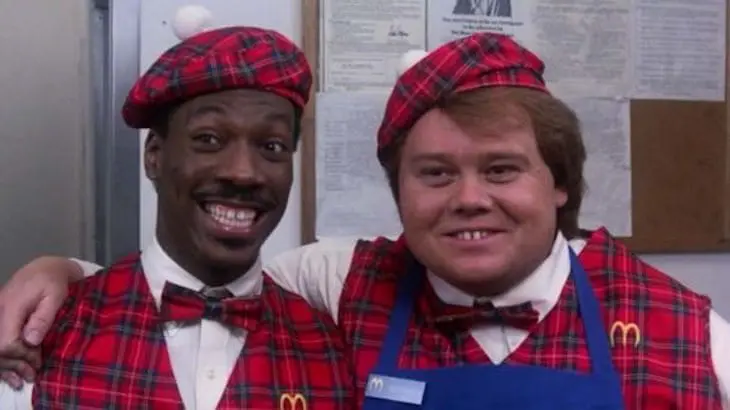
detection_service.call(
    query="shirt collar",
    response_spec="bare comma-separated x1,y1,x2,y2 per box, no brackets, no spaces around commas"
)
427,232,587,320
140,236,263,309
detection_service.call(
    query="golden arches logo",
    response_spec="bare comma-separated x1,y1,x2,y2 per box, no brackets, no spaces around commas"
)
609,321,640,347
279,393,307,410
367,376,384,392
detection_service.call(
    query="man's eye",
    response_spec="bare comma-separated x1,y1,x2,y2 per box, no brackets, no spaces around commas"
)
192,133,221,146
486,165,520,182
421,167,445,176
263,141,288,153
418,167,454,186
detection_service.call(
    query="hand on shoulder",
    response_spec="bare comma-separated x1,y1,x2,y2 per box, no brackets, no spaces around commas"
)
0,255,81,388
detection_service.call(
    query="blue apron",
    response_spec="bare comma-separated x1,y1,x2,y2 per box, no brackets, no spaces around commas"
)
362,250,625,409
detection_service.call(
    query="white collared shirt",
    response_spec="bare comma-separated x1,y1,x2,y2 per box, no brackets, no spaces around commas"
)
68,234,730,408
0,237,262,410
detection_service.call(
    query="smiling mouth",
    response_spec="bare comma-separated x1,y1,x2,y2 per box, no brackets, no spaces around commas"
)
199,202,262,230
445,230,503,241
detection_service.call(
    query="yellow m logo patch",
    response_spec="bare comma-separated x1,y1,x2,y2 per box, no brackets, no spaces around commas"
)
279,392,307,410
609,321,641,347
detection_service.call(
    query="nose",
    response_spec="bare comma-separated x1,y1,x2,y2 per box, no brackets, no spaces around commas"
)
215,141,264,185
450,173,492,216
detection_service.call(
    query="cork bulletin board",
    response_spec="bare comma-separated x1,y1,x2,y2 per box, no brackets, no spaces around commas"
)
300,0,730,253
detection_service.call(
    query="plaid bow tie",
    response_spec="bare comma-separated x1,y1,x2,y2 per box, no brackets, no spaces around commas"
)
159,281,261,331
432,299,539,331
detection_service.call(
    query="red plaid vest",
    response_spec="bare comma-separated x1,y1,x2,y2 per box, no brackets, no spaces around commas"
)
338,228,723,409
33,254,355,409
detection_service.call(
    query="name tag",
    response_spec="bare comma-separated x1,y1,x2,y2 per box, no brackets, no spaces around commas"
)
364,374,426,405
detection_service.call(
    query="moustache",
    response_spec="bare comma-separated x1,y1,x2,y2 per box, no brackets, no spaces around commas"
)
192,183,277,210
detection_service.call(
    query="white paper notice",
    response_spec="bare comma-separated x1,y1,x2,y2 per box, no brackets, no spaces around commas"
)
426,0,633,98
315,92,402,238
632,0,726,101
566,97,632,236
426,0,536,44
321,0,426,91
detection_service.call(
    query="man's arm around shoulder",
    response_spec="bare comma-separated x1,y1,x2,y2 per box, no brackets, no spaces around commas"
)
264,238,358,322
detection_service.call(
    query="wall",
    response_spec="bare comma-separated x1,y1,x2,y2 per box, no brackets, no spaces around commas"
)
0,0,92,275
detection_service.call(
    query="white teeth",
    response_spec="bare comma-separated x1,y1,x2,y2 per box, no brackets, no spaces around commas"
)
204,204,256,229
455,231,489,241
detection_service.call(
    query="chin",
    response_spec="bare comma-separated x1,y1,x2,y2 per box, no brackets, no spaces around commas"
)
443,258,513,288
456,253,510,273
199,238,261,269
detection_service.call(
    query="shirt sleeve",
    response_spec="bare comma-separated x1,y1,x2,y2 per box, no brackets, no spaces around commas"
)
0,382,33,409
710,309,730,409
69,257,103,277
263,239,357,323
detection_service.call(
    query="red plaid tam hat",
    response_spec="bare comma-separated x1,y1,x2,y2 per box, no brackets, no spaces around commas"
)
376,32,548,165
122,26,312,130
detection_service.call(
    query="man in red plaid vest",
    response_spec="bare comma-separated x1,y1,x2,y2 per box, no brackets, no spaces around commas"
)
0,20,354,409
0,32,729,409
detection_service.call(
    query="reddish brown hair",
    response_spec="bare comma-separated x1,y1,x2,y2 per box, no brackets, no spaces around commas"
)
380,87,587,238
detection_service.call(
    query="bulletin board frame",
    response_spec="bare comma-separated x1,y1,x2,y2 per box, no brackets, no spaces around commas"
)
300,0,319,245
300,0,730,253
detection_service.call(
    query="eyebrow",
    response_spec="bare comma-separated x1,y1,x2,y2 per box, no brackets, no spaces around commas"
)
409,153,449,163
260,112,294,127
409,151,528,163
185,105,227,124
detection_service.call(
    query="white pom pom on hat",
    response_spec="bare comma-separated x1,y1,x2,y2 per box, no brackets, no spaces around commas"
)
171,5,214,41
396,49,429,76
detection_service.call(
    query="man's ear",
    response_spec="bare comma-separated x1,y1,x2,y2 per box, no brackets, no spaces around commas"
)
144,129,163,182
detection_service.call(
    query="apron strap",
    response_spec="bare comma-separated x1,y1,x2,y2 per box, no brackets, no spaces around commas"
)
568,249,615,375
377,253,423,369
